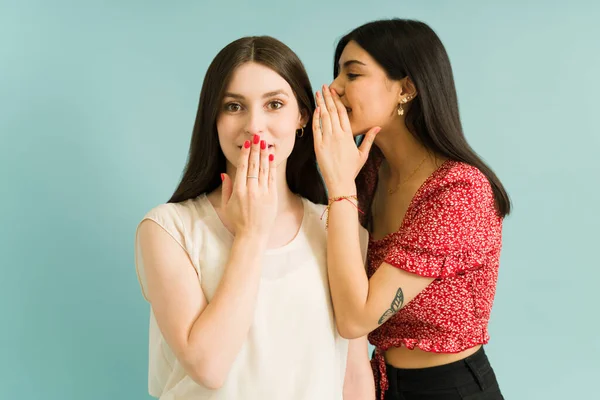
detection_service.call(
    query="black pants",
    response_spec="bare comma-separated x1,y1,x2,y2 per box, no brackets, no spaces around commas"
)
381,347,504,400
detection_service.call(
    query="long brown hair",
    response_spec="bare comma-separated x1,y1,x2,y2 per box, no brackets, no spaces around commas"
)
169,36,326,205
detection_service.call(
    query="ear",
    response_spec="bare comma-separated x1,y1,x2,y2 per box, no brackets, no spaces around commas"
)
397,77,418,103
298,108,309,128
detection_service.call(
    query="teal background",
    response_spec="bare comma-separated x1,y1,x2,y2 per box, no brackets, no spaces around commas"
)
1,0,598,398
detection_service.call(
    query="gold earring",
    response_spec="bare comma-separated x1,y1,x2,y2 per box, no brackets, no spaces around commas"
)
297,127,304,137
397,96,411,116
397,104,404,116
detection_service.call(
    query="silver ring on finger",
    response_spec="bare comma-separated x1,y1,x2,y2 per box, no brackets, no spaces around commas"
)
247,176,258,179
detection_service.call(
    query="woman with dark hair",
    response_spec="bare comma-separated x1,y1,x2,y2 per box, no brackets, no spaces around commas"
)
134,36,374,400
313,19,509,399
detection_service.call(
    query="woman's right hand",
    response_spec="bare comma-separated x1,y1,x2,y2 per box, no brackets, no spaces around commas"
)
221,134,277,240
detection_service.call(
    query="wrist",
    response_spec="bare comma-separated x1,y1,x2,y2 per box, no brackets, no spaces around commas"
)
234,232,268,251
323,193,363,229
326,183,357,199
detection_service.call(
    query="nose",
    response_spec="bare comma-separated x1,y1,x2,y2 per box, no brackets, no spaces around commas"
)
330,75,344,97
244,108,266,136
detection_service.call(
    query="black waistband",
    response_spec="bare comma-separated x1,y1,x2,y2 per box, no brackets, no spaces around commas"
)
385,347,492,391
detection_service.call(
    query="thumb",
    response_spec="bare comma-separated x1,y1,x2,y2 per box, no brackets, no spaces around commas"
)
220,173,233,205
358,127,380,163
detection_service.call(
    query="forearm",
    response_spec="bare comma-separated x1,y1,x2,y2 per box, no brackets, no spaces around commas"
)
327,187,370,337
186,234,265,387
343,337,376,400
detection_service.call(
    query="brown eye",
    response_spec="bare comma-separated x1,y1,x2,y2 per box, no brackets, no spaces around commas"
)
225,103,242,112
268,101,284,110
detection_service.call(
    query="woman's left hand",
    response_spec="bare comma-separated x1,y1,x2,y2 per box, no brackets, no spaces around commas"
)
313,84,380,196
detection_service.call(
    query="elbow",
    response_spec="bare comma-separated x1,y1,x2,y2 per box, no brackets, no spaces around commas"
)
178,334,236,390
192,370,226,391
336,319,367,340
184,358,228,390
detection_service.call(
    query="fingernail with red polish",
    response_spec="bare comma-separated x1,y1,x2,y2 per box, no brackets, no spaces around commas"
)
260,140,266,150
220,173,224,181
253,134,260,144
244,140,250,148
269,154,274,162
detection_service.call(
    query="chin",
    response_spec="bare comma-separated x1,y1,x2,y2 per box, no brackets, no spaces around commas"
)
350,124,370,137
348,117,368,137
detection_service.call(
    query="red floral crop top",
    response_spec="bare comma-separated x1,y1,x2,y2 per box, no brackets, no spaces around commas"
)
356,148,504,399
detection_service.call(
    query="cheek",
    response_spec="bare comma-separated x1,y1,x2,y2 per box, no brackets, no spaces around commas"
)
217,115,237,138
348,84,395,124
269,108,298,139
269,114,298,155
216,116,241,163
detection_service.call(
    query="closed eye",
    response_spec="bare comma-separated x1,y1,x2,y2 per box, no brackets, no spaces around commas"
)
347,73,360,80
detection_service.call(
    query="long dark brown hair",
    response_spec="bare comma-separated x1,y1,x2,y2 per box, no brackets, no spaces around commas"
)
335,19,511,217
169,36,326,205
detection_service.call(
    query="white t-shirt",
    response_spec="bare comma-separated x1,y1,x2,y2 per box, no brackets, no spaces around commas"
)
135,194,368,400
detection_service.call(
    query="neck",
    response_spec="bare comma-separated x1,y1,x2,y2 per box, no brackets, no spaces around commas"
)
374,120,433,181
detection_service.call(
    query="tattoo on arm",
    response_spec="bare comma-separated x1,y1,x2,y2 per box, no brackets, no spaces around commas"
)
378,288,404,325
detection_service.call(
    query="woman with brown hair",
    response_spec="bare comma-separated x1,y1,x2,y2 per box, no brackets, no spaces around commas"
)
134,36,374,400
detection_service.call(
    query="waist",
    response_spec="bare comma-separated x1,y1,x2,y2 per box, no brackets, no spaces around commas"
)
385,344,482,369
368,320,490,358
385,346,492,391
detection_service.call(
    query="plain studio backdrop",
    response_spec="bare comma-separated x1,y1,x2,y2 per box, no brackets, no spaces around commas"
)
1,1,598,399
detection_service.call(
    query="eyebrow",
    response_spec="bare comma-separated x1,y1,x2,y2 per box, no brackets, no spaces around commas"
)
223,90,290,100
339,59,367,69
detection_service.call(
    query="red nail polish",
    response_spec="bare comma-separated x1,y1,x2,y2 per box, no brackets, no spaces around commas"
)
260,140,266,150
269,154,274,162
253,134,260,144
244,140,250,148
220,173,224,181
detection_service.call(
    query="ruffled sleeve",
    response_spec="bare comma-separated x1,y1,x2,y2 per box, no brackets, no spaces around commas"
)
384,178,500,278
